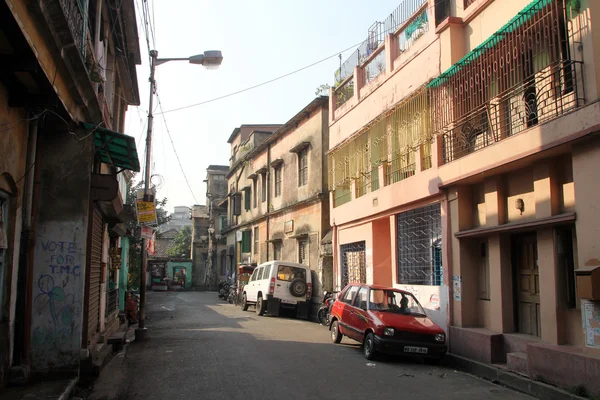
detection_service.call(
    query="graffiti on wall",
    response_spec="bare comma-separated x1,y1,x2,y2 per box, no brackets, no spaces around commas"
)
31,231,84,368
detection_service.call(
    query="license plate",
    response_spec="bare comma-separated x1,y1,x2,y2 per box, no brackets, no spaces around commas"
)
281,299,296,304
404,346,428,354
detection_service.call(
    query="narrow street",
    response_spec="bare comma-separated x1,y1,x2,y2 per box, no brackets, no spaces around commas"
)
89,292,535,400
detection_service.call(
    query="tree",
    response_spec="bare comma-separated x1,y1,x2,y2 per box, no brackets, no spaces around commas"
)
167,226,192,258
126,176,170,290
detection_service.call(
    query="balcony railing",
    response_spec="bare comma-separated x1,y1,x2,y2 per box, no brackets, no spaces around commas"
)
440,59,582,163
334,0,428,83
430,0,584,164
335,78,354,107
59,0,86,58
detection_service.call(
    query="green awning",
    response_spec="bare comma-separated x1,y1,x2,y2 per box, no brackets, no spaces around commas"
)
428,0,552,88
82,122,141,172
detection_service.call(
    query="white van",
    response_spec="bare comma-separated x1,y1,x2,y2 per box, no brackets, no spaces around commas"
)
241,261,312,319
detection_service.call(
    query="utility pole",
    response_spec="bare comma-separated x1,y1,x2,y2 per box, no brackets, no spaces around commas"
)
135,50,157,341
133,48,222,341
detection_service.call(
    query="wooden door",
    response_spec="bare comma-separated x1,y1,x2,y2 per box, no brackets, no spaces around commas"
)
516,234,540,337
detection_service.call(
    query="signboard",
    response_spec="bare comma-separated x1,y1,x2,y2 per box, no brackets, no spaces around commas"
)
136,199,157,224
141,225,154,240
236,230,242,242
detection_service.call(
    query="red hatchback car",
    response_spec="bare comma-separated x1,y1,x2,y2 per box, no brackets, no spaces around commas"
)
329,284,447,361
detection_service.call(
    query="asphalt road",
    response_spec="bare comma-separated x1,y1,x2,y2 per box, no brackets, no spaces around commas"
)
89,291,536,400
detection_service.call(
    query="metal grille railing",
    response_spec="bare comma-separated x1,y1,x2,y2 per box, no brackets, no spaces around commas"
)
59,0,86,58
386,155,416,184
398,8,429,54
430,0,581,137
364,50,386,85
440,58,582,163
334,184,352,207
340,241,366,289
396,203,443,285
335,78,354,107
335,0,428,83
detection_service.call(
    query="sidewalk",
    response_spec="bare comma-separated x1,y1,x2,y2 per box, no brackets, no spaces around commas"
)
446,354,589,400
1,378,78,400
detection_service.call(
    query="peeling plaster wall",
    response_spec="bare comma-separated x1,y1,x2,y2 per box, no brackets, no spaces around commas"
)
30,130,92,371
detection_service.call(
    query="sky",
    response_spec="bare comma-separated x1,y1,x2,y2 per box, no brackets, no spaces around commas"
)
125,0,403,214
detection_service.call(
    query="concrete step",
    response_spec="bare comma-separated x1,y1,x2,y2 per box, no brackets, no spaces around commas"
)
506,352,529,377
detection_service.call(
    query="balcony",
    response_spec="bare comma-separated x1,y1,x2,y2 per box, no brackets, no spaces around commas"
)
328,88,430,208
430,0,584,164
331,0,431,120
334,0,428,83
58,0,86,58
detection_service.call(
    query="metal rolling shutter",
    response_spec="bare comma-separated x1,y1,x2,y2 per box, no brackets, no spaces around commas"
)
88,208,103,336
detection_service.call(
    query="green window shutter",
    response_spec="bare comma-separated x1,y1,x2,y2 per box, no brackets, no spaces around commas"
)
242,230,252,253
244,189,251,211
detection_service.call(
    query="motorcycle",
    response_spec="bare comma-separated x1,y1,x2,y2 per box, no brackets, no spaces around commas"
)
227,284,238,304
317,291,337,326
217,280,230,300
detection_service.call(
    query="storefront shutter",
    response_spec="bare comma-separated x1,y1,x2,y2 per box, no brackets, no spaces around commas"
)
87,208,103,337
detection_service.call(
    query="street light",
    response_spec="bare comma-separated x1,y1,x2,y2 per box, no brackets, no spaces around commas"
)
136,49,222,342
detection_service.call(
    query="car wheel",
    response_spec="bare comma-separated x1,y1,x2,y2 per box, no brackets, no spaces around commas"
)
331,321,342,344
241,294,249,311
363,332,377,360
256,296,266,316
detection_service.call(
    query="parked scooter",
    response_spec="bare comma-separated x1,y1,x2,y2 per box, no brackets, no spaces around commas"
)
317,291,337,326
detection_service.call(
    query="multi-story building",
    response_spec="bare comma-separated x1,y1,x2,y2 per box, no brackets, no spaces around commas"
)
191,165,229,289
0,0,141,388
223,98,332,315
328,0,600,394
160,205,192,233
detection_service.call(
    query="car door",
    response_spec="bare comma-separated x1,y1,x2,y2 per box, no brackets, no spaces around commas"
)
347,287,371,341
247,267,262,302
339,285,361,340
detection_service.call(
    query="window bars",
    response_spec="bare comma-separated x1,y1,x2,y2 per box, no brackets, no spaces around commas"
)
396,203,443,285
340,241,367,288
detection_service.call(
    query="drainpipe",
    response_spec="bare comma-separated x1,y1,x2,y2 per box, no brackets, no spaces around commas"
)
332,221,338,291
233,163,246,268
266,143,271,260
14,116,39,366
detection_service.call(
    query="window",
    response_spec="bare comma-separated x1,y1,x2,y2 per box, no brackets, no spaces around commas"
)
244,188,251,211
261,173,267,203
250,267,260,281
396,203,442,285
298,239,308,265
557,226,576,309
298,149,308,187
341,285,359,305
273,241,282,260
479,241,490,300
274,166,282,197
354,287,368,310
253,227,259,255
241,230,252,253
276,265,306,281
219,215,227,231
261,264,271,280
253,179,257,208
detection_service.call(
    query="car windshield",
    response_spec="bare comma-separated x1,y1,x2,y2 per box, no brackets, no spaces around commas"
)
369,289,426,316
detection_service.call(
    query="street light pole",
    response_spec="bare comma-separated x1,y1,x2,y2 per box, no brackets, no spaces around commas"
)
135,50,158,341
135,49,223,341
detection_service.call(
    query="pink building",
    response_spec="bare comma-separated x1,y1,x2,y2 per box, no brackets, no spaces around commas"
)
328,0,600,394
